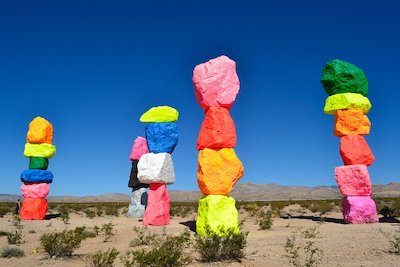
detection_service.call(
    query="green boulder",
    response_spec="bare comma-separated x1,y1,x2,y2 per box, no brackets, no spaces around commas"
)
196,195,239,237
139,106,179,122
324,93,371,114
321,59,368,96
29,157,49,170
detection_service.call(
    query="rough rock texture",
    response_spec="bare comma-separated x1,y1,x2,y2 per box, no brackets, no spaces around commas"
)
21,183,50,199
26,116,53,144
126,188,147,218
321,59,369,96
324,93,371,114
197,107,236,150
142,183,170,226
335,165,372,196
137,153,175,184
20,198,48,220
29,157,49,170
139,106,179,122
193,55,240,110
145,122,178,153
129,136,149,161
128,160,149,189
342,196,378,224
20,169,53,183
340,135,375,166
196,195,239,236
24,143,56,158
197,148,244,195
334,109,371,136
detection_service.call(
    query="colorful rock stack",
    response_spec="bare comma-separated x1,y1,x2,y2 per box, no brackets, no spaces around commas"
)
127,136,149,217
137,106,179,226
20,117,56,220
321,59,378,224
193,55,244,236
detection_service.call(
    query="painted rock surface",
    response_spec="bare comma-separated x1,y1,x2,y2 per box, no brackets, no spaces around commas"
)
20,169,53,183
129,136,149,160
20,198,48,220
142,183,170,226
127,187,147,218
29,157,49,170
335,165,372,196
21,183,50,198
342,196,378,224
138,153,175,184
145,122,178,153
340,135,375,166
26,116,53,144
128,160,149,189
334,109,370,136
24,143,56,158
324,93,371,114
139,106,179,122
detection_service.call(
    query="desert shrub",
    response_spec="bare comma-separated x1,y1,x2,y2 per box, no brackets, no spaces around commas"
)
0,206,11,217
7,215,24,245
241,203,260,217
101,222,115,242
258,211,273,230
0,246,25,258
283,234,323,267
299,200,337,215
60,210,70,224
121,230,191,267
301,226,320,239
380,228,400,255
86,247,119,267
104,206,119,217
0,230,10,236
195,226,248,262
40,227,88,257
74,226,97,239
170,206,194,218
93,226,101,235
84,208,97,219
28,229,36,234
129,226,158,247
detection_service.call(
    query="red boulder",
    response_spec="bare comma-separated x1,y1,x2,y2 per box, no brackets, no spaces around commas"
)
20,198,48,220
340,135,375,166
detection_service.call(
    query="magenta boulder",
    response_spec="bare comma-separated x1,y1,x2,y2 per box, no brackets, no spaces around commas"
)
129,136,149,160
342,196,378,224
335,165,372,196
142,183,170,226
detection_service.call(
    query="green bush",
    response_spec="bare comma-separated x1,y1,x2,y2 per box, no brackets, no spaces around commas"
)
195,226,248,262
129,226,158,247
104,206,119,217
0,246,25,258
380,228,400,255
84,208,97,219
283,234,323,267
28,229,36,234
258,211,273,230
0,207,11,217
101,222,115,242
86,247,119,267
40,227,87,257
7,215,24,245
121,231,191,267
0,230,10,236
301,226,320,239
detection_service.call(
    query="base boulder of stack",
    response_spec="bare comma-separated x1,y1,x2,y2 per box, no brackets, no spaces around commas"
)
342,196,378,224
127,188,147,218
20,198,48,220
142,183,170,226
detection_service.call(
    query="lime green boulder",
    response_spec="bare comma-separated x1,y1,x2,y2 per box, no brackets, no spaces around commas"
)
324,93,371,114
24,143,56,158
196,195,239,237
321,59,368,96
139,106,179,122
29,157,49,170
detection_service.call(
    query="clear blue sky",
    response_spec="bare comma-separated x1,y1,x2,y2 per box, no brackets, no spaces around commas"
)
1,1,399,196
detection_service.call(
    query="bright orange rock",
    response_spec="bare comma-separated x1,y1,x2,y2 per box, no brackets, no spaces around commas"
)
27,117,53,144
340,135,375,166
334,109,370,136
197,148,244,195
20,198,48,220
197,107,236,150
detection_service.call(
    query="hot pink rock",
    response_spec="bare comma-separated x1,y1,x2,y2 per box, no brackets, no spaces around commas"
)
342,196,378,224
129,136,149,160
335,165,372,196
21,183,50,198
193,55,240,110
142,183,170,226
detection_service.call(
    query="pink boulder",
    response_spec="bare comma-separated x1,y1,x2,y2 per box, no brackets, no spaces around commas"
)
340,135,375,166
342,196,378,224
129,136,149,160
21,183,50,198
335,165,372,196
142,183,170,226
193,55,240,110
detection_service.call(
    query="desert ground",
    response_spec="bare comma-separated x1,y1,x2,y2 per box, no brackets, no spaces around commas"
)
0,203,399,267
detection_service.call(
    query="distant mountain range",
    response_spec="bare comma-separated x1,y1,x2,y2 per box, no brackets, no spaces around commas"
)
1,183,399,202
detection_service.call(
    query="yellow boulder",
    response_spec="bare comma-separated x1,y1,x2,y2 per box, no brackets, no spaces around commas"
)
27,116,53,144
139,106,179,122
24,143,56,159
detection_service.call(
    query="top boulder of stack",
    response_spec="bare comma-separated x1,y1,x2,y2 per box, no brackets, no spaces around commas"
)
193,55,240,110
321,59,368,96
27,116,53,144
139,106,179,122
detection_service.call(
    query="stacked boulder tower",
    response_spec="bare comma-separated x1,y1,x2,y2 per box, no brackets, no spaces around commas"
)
137,106,179,226
321,59,378,224
127,136,149,217
20,117,56,220
193,55,244,236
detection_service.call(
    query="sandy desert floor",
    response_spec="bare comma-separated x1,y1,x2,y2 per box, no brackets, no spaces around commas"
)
0,204,399,267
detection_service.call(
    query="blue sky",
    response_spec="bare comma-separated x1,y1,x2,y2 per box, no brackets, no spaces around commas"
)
1,1,399,196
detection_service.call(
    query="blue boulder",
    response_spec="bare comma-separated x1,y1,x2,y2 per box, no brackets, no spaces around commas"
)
145,122,178,153
21,169,53,183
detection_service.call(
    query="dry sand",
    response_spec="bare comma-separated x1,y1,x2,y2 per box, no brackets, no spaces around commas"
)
0,204,399,267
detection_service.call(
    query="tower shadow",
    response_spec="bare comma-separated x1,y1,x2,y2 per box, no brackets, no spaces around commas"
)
45,213,61,220
284,215,345,224
179,220,197,233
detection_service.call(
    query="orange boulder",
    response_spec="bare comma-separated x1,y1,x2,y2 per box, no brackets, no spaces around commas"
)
197,148,244,195
197,107,236,150
340,135,375,166
20,198,48,220
27,116,53,144
334,109,370,136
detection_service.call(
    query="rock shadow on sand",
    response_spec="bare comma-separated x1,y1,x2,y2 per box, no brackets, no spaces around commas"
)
179,220,196,233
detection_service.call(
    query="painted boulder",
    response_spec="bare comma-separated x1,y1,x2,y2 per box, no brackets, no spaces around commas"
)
20,169,53,183
20,198,48,220
196,195,239,236
324,93,371,114
21,183,50,198
197,148,244,195
129,136,149,161
145,122,178,153
26,116,53,144
24,143,56,158
29,157,49,170
193,55,240,110
197,106,236,150
340,135,375,166
334,109,371,136
139,106,179,122
142,183,170,226
335,165,372,196
126,187,147,218
342,196,378,224
128,160,149,189
137,153,175,184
